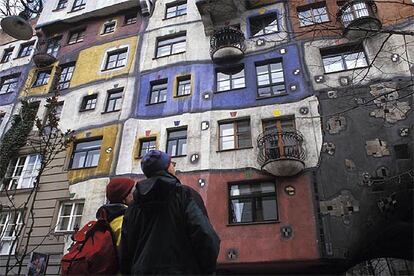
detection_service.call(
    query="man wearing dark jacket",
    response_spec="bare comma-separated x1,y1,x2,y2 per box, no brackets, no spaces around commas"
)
120,150,220,275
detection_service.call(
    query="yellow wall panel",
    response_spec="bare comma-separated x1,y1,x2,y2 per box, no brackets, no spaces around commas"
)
21,63,59,97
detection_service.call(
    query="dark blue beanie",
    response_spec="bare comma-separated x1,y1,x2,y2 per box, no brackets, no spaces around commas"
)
141,150,171,177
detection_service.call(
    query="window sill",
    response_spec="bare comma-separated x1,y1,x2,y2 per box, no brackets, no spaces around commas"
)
298,20,331,28
79,108,95,113
249,32,280,39
67,41,83,46
256,92,287,100
52,7,66,12
217,146,253,153
146,101,167,106
69,166,98,171
100,31,115,36
171,155,187,159
67,7,85,13
174,94,192,98
101,110,121,114
101,66,126,72
227,220,280,227
32,84,48,88
323,66,369,75
215,87,246,94
153,51,186,60
162,14,187,21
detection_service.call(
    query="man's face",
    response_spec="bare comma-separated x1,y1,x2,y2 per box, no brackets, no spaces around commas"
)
123,188,135,205
167,161,176,176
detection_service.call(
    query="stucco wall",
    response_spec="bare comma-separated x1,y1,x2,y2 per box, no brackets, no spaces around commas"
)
0,103,14,138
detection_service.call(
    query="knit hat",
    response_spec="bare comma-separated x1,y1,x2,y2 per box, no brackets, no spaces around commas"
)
141,150,171,177
106,177,135,203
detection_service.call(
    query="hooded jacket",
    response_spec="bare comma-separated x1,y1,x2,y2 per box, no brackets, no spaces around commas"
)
120,171,220,275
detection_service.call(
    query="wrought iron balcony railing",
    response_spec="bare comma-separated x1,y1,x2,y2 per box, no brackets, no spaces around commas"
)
257,130,306,176
337,0,381,39
210,27,246,64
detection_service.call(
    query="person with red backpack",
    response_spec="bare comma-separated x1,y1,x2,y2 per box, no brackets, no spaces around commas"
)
61,177,135,275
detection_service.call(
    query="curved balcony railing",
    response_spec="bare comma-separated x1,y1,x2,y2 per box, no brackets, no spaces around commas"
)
337,0,381,39
210,27,246,64
257,130,306,176
33,37,59,68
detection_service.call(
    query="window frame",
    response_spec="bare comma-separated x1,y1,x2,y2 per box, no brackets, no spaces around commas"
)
138,137,157,158
67,29,85,45
56,62,75,90
155,32,186,58
228,181,278,225
255,60,286,98
218,118,252,151
102,21,116,35
1,47,14,63
0,74,20,95
80,94,98,111
165,0,187,19
297,2,330,27
69,138,102,169
32,69,52,87
0,210,23,255
71,0,86,11
166,127,187,157
148,80,168,105
55,202,84,233
0,154,41,191
103,48,128,71
320,43,369,73
56,0,68,10
124,13,138,25
46,37,61,57
17,41,35,58
175,75,192,97
216,65,246,92
104,88,123,113
249,12,279,37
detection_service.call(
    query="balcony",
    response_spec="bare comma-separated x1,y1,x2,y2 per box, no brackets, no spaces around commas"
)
337,0,381,40
210,28,246,64
32,37,59,68
257,130,306,177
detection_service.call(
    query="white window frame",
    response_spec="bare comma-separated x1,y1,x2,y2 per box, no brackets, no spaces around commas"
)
0,211,23,255
55,202,84,232
100,45,130,72
0,154,41,191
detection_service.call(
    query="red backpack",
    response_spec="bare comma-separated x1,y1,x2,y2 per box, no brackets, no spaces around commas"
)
60,213,118,275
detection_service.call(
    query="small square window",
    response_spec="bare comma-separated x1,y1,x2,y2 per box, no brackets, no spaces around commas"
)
80,94,98,111
255,61,285,98
297,3,330,26
1,48,14,63
68,29,85,45
219,119,252,151
149,80,168,104
249,13,279,37
229,182,278,224
56,62,75,90
124,13,137,25
321,43,368,73
70,138,102,169
139,138,157,157
105,89,123,113
216,66,245,92
156,33,186,58
165,1,187,19
176,76,191,97
104,49,127,70
0,74,20,94
32,70,51,87
17,41,35,58
56,0,68,10
167,128,187,157
46,37,61,57
102,22,116,34
72,0,86,11
55,202,84,232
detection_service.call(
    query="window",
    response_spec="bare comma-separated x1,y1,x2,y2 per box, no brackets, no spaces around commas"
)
321,44,368,73
105,89,123,112
166,128,187,157
17,41,34,58
341,1,370,27
56,0,67,10
263,117,295,132
229,182,278,224
124,13,137,25
156,33,186,58
165,1,187,19
216,66,245,92
0,74,19,94
298,3,329,26
46,37,61,57
56,63,75,90
149,81,168,104
72,0,86,11
249,13,278,37
32,70,51,87
68,29,85,45
0,211,23,255
104,49,127,70
55,202,84,232
139,138,157,157
80,94,98,111
219,119,251,151
256,61,285,98
1,48,14,63
176,76,191,97
0,154,41,191
102,22,116,34
70,139,102,169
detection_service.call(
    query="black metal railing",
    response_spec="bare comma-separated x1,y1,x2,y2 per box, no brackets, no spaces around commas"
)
337,0,379,29
257,130,306,167
210,27,246,62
